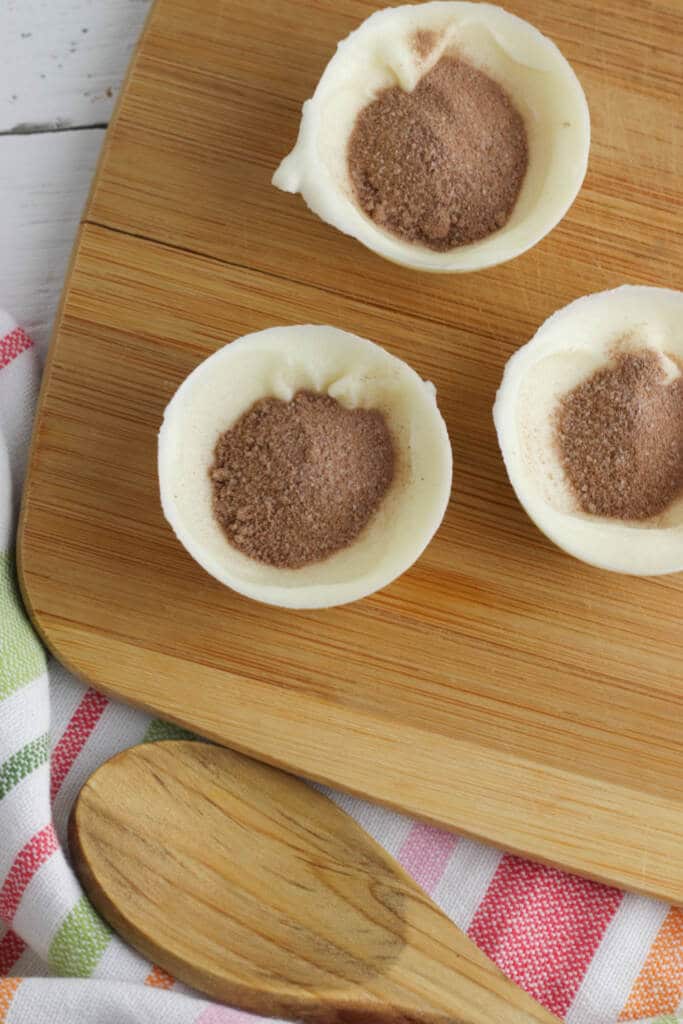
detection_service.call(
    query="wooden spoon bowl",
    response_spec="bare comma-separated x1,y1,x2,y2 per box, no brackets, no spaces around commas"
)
70,740,559,1024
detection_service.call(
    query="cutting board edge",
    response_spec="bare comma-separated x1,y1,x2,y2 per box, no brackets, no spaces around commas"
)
14,597,683,907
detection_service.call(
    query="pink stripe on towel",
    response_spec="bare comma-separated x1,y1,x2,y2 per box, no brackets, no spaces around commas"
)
397,821,458,895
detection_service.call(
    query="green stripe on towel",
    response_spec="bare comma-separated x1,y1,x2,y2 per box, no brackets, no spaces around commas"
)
48,896,111,976
0,733,49,800
0,552,46,700
143,718,196,743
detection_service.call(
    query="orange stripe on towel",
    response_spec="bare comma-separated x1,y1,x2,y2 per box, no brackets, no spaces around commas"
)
0,978,22,1022
619,907,683,1020
145,964,175,989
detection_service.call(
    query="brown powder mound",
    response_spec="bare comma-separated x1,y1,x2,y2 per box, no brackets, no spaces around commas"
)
347,56,528,252
210,390,395,569
556,350,683,520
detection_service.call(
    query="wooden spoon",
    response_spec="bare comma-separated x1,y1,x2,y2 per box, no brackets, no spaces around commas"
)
70,740,559,1024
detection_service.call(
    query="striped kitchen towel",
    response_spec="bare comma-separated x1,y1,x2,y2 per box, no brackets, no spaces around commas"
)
0,312,681,1024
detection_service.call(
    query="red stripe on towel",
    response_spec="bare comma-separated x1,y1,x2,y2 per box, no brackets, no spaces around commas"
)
0,825,58,924
468,854,622,1017
50,690,109,802
0,930,26,975
0,328,32,370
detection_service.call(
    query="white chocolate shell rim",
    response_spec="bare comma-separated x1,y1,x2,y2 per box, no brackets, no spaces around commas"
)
159,325,453,608
273,1,590,273
494,285,683,575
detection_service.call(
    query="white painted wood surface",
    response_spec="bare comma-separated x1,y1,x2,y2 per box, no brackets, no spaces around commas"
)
1,0,151,133
0,0,152,359
0,131,104,356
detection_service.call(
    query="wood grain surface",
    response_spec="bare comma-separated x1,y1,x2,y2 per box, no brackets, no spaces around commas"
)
19,0,683,902
70,740,560,1023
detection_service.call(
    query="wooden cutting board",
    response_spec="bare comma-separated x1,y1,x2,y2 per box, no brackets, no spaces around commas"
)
19,0,683,903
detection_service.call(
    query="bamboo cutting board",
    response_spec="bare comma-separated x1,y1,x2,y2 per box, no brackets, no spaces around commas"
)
19,0,683,902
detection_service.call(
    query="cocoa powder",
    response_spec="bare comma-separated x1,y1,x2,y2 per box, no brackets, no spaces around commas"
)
210,390,395,568
413,30,438,59
348,55,528,251
557,350,683,520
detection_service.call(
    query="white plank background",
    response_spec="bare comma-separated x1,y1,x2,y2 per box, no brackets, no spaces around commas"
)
0,0,152,358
